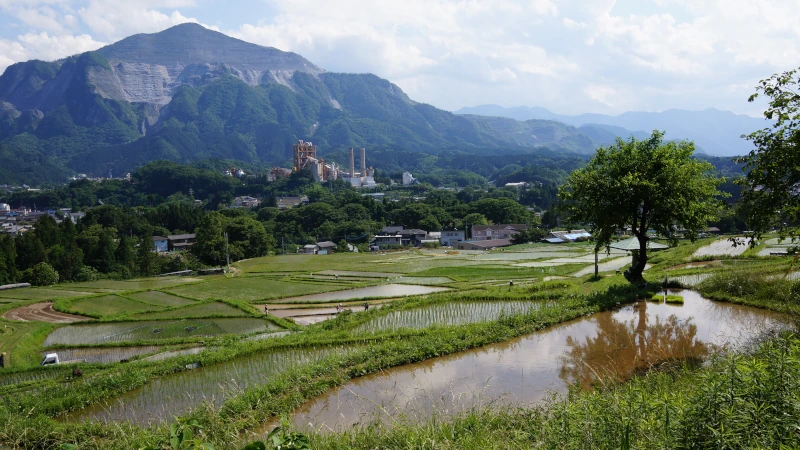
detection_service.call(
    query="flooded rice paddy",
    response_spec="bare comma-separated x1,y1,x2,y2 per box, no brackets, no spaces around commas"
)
69,346,357,426
41,346,161,364
43,318,277,346
355,301,553,333
274,284,448,303
286,291,789,432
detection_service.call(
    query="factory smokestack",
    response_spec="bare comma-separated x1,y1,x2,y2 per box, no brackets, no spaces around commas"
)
360,148,366,177
349,147,355,178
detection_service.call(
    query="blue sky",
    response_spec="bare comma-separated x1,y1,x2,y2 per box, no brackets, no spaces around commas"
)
0,0,797,116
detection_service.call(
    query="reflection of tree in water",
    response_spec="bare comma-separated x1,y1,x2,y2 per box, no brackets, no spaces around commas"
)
560,301,709,389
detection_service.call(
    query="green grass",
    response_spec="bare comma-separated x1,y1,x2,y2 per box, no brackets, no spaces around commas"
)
125,291,196,308
0,321,54,369
0,288,91,300
57,295,164,319
167,277,352,302
649,293,684,303
133,301,250,319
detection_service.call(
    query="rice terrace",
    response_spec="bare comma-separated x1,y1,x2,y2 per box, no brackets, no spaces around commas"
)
2,7,800,450
1,238,799,449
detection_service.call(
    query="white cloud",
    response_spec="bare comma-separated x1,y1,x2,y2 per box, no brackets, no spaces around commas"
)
0,0,799,115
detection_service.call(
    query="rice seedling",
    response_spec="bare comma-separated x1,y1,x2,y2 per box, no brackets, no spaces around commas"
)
125,291,197,308
133,301,249,320
273,284,449,304
69,345,359,426
354,301,553,333
42,318,276,346
40,346,162,364
167,277,351,302
60,295,165,318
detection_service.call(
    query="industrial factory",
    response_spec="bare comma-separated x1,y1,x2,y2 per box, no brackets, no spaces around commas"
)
292,140,376,188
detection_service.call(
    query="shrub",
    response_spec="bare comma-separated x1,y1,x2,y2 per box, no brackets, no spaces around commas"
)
22,262,60,286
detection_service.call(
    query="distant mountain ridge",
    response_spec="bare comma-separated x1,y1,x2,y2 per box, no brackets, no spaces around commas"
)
455,104,770,156
0,24,605,185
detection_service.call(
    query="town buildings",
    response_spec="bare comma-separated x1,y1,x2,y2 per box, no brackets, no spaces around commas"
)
471,224,528,241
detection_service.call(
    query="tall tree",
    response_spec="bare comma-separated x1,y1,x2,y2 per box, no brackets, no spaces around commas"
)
558,131,724,282
736,67,800,238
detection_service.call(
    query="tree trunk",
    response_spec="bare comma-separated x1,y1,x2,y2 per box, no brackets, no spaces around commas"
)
624,236,648,282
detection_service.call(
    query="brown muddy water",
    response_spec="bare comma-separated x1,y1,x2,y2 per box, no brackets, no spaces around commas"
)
281,291,790,433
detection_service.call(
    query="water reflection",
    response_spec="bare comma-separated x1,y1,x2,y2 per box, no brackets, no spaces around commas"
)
281,290,789,433
560,301,709,388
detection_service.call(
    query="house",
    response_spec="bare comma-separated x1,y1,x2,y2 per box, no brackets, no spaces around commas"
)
373,235,402,249
301,244,319,254
152,236,169,253
277,196,309,210
168,234,196,252
545,229,592,243
380,225,404,235
398,229,428,246
69,212,85,224
440,230,466,246
316,241,337,255
472,224,528,241
232,196,261,208
455,239,514,251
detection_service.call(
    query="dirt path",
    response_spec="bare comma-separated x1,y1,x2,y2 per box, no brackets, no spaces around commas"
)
3,302,90,323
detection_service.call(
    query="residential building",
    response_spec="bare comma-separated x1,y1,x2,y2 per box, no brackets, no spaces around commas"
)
232,196,261,208
455,239,514,251
152,236,169,253
472,224,528,241
301,244,319,254
277,196,309,210
398,229,428,246
316,241,337,255
380,225,404,235
69,212,85,224
440,230,466,246
373,235,402,249
168,234,196,252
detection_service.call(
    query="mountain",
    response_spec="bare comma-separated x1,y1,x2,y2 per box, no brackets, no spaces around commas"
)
0,24,597,185
454,104,770,156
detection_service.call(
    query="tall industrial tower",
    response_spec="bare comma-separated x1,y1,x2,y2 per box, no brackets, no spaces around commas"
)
292,140,317,172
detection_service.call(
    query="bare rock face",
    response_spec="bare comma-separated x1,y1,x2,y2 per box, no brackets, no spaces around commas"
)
88,23,323,105
0,23,326,121
90,62,172,105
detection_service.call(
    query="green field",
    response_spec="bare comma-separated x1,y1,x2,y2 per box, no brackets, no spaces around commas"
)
126,291,197,308
61,295,164,318
134,301,249,319
166,277,353,302
0,288,91,300
2,238,799,449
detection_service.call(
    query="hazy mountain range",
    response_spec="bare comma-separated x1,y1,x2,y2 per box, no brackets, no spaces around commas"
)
455,105,770,156
0,24,761,185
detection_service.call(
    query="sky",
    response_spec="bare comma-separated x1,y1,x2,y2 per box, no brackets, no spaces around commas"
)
0,0,797,116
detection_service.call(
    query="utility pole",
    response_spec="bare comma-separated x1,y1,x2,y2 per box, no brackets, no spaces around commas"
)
224,232,230,273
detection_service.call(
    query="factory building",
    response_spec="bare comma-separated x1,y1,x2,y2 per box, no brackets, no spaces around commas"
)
292,140,340,182
343,147,376,188
291,141,378,187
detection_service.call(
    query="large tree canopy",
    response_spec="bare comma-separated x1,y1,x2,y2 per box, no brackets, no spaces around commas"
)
737,67,800,238
558,131,723,282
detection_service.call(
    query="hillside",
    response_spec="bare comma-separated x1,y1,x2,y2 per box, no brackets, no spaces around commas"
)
455,104,770,156
0,24,597,185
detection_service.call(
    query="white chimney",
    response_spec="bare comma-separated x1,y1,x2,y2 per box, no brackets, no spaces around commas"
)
349,147,355,178
360,148,366,177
